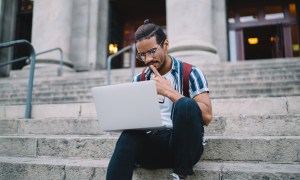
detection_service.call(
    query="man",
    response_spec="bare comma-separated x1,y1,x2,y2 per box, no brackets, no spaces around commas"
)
106,19,212,180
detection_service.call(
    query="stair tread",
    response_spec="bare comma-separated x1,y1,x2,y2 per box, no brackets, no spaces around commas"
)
0,156,299,173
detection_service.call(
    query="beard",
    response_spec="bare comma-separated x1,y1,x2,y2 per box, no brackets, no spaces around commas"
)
146,54,166,73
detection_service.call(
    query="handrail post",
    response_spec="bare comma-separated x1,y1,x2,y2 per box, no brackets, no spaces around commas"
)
26,42,36,119
130,44,136,80
106,55,113,85
0,39,36,119
106,45,133,85
58,48,63,76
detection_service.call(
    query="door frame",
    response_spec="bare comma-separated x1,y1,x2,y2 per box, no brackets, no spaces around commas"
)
227,0,299,60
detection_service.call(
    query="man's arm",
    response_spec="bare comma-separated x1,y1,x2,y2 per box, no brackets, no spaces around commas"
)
149,65,212,126
193,92,212,126
163,87,212,126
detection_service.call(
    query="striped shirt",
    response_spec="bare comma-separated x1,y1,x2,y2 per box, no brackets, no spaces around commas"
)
133,56,209,98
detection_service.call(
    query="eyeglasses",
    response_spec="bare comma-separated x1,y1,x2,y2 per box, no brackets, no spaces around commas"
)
136,40,164,62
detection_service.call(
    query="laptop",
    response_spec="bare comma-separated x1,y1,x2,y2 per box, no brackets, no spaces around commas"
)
91,80,166,131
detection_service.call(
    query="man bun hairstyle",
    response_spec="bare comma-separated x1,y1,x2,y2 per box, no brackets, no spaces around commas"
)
135,19,166,46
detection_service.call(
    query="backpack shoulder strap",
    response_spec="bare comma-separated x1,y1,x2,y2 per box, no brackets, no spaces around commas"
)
140,63,192,97
139,67,147,81
182,62,193,97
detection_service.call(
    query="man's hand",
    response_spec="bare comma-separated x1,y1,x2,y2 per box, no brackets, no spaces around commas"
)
149,65,184,102
149,65,212,125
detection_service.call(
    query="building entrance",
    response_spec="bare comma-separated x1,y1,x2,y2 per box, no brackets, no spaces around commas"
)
227,0,300,61
12,0,33,70
244,25,284,60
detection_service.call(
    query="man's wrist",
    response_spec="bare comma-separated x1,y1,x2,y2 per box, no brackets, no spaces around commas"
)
165,89,184,102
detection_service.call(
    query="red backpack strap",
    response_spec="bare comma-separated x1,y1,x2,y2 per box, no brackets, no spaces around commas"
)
139,67,147,81
182,62,193,97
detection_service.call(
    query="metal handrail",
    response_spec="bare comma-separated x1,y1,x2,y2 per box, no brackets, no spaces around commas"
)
36,48,64,76
1,47,64,76
106,44,136,85
0,39,36,119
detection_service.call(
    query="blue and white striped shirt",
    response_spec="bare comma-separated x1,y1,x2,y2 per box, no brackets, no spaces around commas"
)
133,56,209,98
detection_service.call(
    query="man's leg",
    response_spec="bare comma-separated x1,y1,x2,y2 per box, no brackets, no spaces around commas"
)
170,97,204,176
106,130,145,180
136,130,173,169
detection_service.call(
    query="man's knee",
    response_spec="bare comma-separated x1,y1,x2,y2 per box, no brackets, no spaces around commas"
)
115,130,143,152
174,97,202,119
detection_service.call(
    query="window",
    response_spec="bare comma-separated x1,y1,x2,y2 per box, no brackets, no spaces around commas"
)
239,8,258,23
289,3,297,18
264,6,284,20
291,25,300,57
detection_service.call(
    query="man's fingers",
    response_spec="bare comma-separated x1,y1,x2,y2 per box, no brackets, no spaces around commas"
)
150,65,161,77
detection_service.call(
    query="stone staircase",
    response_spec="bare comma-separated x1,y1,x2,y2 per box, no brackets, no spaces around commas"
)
0,58,300,105
0,58,300,179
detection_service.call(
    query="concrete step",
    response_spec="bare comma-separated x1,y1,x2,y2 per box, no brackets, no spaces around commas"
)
6,57,300,78
206,114,300,136
1,86,300,105
1,85,299,101
202,59,300,70
1,114,299,136
2,67,300,85
0,135,299,163
1,78,300,97
0,93,298,105
0,156,299,180
1,60,299,85
204,68,300,79
210,86,300,98
1,77,300,94
209,73,300,83
1,96,299,119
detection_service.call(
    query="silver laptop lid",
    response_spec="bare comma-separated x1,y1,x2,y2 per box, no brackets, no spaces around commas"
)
91,81,163,131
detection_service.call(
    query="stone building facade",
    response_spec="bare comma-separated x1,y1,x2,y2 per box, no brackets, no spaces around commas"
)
0,0,299,76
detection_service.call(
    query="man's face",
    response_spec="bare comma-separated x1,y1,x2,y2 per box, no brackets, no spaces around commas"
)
136,36,168,73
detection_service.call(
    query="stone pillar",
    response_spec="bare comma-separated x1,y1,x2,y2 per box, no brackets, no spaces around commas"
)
0,0,17,77
96,0,109,70
212,0,228,62
69,0,103,71
166,0,220,64
31,0,74,73
69,0,108,71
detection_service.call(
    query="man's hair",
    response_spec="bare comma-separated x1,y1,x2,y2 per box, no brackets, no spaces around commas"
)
134,19,166,46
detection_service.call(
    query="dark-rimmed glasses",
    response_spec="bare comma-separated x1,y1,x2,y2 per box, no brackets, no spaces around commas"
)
136,40,164,62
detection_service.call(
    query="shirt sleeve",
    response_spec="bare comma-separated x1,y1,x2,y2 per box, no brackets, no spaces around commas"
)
132,73,141,82
188,67,209,98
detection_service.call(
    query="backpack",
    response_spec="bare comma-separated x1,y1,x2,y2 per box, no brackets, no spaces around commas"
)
139,62,193,97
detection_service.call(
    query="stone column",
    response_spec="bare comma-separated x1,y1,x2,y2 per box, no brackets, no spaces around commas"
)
31,0,74,73
212,0,228,62
0,0,17,77
166,0,220,64
69,0,109,71
96,0,109,70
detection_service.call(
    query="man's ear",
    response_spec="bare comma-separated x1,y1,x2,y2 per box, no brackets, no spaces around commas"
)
164,39,169,50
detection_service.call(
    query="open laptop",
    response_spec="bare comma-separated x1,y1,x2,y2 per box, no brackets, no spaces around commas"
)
91,80,166,131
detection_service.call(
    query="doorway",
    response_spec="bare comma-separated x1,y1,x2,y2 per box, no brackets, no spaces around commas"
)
108,0,166,68
244,25,284,60
227,0,300,61
12,0,33,70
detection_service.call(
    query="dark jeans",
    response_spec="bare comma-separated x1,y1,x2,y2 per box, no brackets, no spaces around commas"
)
106,97,204,180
